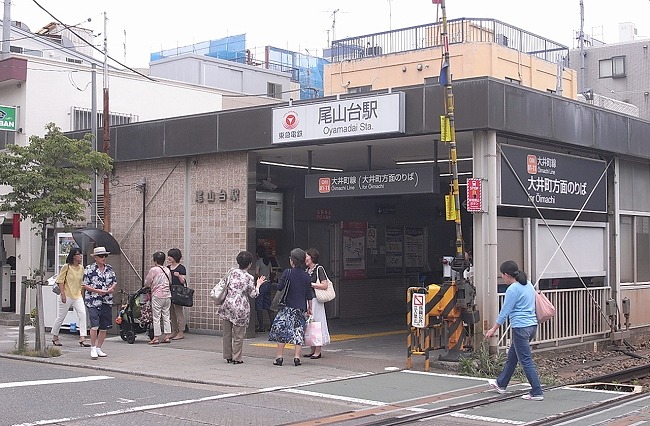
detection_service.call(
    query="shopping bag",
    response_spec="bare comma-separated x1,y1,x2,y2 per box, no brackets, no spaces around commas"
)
304,320,323,346
535,291,555,323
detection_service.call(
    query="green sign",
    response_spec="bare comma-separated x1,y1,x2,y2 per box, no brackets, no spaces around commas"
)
0,105,17,132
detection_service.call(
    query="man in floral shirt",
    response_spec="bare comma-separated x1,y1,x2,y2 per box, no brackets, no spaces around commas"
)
83,247,117,360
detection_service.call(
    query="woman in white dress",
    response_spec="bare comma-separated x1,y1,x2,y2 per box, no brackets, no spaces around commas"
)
304,248,331,359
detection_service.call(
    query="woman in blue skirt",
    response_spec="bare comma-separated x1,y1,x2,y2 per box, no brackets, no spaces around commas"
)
268,248,313,366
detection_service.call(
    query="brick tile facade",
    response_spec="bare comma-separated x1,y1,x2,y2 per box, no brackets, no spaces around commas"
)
110,152,249,332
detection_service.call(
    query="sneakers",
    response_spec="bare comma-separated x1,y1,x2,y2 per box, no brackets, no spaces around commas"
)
487,379,506,394
90,347,98,360
522,394,544,401
96,347,107,357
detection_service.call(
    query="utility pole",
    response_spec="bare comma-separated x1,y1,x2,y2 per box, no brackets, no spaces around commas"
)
91,63,97,228
2,0,10,58
102,12,111,232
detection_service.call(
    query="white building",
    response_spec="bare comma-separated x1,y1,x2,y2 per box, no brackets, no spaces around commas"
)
0,19,284,322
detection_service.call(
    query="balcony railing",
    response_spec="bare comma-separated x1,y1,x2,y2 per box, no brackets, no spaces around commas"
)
330,18,569,67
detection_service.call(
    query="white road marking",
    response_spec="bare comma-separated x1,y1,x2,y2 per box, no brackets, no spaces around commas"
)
282,388,387,406
450,412,525,424
13,392,243,426
0,375,113,389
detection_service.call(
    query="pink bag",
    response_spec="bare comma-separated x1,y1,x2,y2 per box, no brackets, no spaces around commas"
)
535,291,555,323
304,321,323,346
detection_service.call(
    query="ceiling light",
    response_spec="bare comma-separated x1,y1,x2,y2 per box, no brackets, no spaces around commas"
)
440,172,473,177
260,160,342,173
395,157,473,165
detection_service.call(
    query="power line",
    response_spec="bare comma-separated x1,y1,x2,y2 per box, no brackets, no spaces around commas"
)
30,0,155,81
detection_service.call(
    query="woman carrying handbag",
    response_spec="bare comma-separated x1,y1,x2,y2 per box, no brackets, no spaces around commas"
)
303,248,331,359
51,247,90,347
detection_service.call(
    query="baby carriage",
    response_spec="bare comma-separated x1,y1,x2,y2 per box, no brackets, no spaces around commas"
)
116,286,154,344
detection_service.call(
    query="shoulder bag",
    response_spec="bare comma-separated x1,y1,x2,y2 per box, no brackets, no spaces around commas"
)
52,267,69,295
535,290,555,323
314,265,335,303
165,266,194,307
210,268,234,305
270,270,291,312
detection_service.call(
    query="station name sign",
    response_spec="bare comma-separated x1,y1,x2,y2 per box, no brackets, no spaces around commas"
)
305,167,434,198
272,92,405,144
500,145,607,213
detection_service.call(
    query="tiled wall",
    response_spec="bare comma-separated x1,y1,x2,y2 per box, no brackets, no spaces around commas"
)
110,152,249,332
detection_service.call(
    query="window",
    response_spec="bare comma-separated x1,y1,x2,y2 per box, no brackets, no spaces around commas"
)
347,85,372,94
267,82,282,99
65,57,82,64
71,107,138,131
599,56,625,78
0,130,16,150
620,215,650,284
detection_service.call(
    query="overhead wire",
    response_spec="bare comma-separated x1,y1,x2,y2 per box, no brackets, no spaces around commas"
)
495,145,615,347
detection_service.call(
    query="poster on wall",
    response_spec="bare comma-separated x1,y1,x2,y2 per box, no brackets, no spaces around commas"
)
404,227,425,271
342,221,366,279
367,224,378,250
385,226,404,274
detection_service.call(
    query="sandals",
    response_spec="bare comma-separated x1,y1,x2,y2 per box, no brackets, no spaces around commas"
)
161,338,171,343
79,340,91,347
52,338,62,347
148,339,160,345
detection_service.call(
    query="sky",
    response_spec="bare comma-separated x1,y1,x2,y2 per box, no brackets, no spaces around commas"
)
8,0,650,69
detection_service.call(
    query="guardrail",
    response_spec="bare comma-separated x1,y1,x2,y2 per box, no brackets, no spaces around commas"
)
496,286,611,349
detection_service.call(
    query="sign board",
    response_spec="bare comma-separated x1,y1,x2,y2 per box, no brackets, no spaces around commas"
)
0,105,17,132
466,178,483,212
411,293,426,328
500,145,607,213
272,92,405,144
305,167,435,198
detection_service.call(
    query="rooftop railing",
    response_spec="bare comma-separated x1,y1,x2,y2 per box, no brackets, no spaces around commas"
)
330,18,569,67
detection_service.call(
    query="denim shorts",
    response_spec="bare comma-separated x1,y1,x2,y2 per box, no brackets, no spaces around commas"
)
88,304,113,330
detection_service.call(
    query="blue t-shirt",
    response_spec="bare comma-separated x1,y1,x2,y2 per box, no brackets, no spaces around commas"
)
496,280,538,328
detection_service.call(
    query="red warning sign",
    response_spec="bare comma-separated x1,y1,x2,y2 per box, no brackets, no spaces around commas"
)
466,178,482,212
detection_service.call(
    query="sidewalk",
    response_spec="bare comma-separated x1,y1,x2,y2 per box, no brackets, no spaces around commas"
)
0,317,435,391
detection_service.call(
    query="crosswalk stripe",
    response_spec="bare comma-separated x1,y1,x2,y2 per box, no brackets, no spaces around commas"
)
0,375,113,389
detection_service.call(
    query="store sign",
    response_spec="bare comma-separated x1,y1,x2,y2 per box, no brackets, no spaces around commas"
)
272,92,405,144
305,167,434,198
500,145,607,213
0,105,17,132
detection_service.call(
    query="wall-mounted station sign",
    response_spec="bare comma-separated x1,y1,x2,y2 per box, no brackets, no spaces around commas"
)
500,145,607,213
272,92,405,144
305,167,435,198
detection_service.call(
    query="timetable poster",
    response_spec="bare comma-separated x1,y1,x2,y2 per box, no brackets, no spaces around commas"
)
385,226,404,274
404,227,425,271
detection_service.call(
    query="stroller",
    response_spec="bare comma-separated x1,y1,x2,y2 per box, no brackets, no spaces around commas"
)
116,286,154,344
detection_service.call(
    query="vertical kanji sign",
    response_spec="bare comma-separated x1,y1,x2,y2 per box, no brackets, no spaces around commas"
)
466,178,482,212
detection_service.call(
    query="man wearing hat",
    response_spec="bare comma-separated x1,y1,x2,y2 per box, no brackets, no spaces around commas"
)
83,247,118,360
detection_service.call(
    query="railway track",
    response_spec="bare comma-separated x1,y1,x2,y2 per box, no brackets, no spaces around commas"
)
289,365,650,426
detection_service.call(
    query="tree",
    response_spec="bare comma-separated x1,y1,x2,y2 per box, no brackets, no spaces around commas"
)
0,123,112,354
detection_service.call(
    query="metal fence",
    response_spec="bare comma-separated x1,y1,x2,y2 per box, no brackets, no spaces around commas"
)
496,286,611,349
330,18,569,66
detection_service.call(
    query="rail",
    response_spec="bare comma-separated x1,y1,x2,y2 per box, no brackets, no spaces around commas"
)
496,286,610,349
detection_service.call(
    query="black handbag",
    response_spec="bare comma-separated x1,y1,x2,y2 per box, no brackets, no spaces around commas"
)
270,270,290,312
171,284,194,307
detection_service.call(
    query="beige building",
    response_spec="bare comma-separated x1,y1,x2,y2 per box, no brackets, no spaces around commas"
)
324,18,577,98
